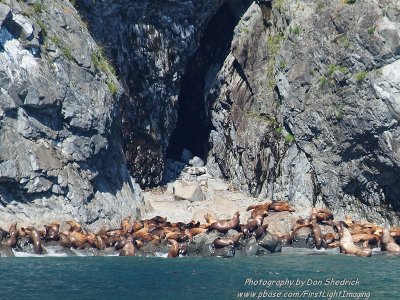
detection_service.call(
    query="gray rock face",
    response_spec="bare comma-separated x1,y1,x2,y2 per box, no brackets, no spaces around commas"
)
205,1,400,226
0,0,144,230
76,0,226,186
1,0,400,230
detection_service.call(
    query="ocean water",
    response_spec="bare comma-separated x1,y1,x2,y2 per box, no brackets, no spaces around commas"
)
0,248,398,300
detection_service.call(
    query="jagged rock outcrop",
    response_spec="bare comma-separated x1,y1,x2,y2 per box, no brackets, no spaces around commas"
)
205,0,400,226
0,0,144,230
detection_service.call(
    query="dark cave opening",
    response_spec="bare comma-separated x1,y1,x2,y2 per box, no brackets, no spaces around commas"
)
166,3,237,161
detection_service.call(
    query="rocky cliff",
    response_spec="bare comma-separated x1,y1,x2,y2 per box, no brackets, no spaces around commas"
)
205,0,400,226
0,0,399,228
0,0,143,230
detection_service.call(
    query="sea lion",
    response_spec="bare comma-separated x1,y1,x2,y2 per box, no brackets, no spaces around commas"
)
120,216,131,234
250,208,269,219
189,227,207,236
68,231,87,249
85,233,97,248
351,233,380,247
390,228,400,244
179,243,188,256
247,201,271,219
316,208,334,222
115,236,127,251
44,221,60,241
339,227,371,257
95,236,106,250
150,216,168,224
129,221,144,233
67,220,83,233
242,214,267,237
165,231,189,242
381,228,400,253
253,224,269,239
185,220,200,229
148,226,167,239
2,222,18,248
311,221,322,250
59,233,71,248
132,222,149,240
167,239,179,258
269,202,295,212
25,226,43,254
310,207,318,223
213,233,242,249
323,232,336,245
204,213,217,224
207,212,240,234
119,238,135,256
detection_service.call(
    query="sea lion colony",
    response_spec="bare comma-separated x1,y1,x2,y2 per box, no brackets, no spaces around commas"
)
0,201,399,257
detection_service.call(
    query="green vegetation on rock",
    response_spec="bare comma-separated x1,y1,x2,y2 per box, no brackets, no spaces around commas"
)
367,26,375,35
355,71,368,82
92,50,116,77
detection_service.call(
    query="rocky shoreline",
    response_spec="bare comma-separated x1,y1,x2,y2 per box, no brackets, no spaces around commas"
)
1,159,399,258
1,153,400,258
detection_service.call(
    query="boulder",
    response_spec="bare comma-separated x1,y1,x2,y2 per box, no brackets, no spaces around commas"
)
173,180,205,202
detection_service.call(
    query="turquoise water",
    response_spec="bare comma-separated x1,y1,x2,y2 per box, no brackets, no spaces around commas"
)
0,249,398,300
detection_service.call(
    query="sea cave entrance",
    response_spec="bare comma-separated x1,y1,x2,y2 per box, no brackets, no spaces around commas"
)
166,2,240,162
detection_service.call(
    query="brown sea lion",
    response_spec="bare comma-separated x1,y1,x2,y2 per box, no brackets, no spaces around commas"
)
253,224,269,239
150,216,168,224
85,233,97,247
67,220,83,233
269,202,295,212
167,239,179,258
68,231,87,249
129,221,144,233
179,243,188,256
250,208,269,219
242,214,267,237
390,228,400,244
310,207,318,223
381,228,400,253
311,221,322,250
327,241,340,248
119,238,135,256
247,201,272,219
2,222,18,248
185,220,200,229
165,231,189,242
115,236,127,251
344,215,354,228
246,201,272,211
18,227,28,238
204,213,217,224
44,221,60,241
148,226,167,239
132,222,149,239
25,226,43,254
95,236,106,250
207,212,240,234
339,227,371,257
316,208,334,222
120,216,131,234
213,233,242,249
323,233,336,245
351,233,380,247
59,233,71,248
189,227,207,236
